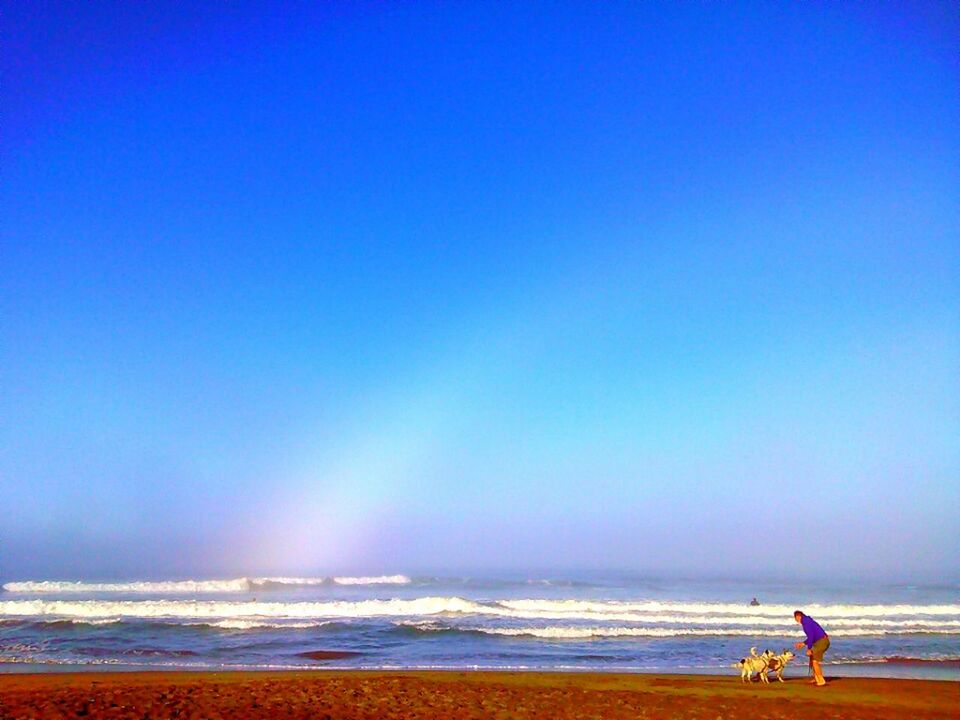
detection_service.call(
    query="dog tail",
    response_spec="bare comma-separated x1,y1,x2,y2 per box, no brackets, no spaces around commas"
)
749,646,758,657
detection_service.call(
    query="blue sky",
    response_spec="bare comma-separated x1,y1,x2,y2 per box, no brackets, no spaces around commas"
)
2,2,958,580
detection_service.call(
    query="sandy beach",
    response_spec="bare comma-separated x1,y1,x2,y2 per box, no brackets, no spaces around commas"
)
0,670,956,719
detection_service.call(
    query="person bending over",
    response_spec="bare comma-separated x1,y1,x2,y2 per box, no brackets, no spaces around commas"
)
794,610,829,686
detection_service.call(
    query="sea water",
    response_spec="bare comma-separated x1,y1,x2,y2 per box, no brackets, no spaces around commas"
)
1,573,957,678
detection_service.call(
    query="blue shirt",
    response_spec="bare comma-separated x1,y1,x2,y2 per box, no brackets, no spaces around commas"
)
801,615,828,648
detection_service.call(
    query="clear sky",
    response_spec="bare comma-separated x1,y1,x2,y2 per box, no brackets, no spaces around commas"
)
2,2,958,581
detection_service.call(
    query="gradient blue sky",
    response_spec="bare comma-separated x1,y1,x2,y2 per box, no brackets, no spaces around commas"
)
2,2,958,580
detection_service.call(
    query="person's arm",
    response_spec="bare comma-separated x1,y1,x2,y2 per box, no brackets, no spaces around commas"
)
797,618,815,649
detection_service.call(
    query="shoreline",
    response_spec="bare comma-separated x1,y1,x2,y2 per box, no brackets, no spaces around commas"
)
2,658,957,681
0,669,956,719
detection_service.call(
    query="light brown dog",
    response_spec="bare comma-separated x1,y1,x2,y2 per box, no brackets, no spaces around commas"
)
761,649,796,682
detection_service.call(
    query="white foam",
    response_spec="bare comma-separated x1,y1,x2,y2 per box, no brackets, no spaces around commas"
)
2,579,254,594
205,619,333,630
496,599,960,618
329,575,411,585
1,596,957,637
482,612,960,628
464,626,960,639
0,596,481,621
250,575,412,587
247,578,329,588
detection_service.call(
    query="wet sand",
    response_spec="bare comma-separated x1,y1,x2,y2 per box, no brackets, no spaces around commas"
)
0,670,957,719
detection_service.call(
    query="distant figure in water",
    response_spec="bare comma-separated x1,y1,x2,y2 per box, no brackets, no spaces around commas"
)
794,610,830,686
750,597,760,606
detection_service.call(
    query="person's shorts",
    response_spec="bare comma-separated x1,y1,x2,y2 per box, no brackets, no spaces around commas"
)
810,636,830,661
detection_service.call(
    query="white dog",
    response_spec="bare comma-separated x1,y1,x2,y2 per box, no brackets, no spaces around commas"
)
760,649,796,683
732,647,774,683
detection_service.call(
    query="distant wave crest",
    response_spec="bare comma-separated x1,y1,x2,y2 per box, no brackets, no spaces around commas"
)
2,576,412,594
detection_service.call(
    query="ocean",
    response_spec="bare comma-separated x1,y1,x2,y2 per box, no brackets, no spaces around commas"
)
1,574,957,678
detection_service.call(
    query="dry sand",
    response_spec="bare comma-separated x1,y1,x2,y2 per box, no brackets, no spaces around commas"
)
0,670,957,719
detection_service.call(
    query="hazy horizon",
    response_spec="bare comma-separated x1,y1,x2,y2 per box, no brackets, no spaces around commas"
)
2,3,958,584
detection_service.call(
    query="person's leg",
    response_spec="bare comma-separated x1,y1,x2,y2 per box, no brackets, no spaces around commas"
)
810,637,829,685
812,658,825,685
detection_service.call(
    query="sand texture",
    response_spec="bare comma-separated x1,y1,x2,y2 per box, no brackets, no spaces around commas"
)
0,670,957,719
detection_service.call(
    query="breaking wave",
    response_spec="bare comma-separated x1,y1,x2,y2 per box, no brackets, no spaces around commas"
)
2,576,412,594
412,625,960,639
330,576,411,586
0,597,479,620
1,597,957,638
4,576,957,674
494,599,960,619
203,619,335,630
